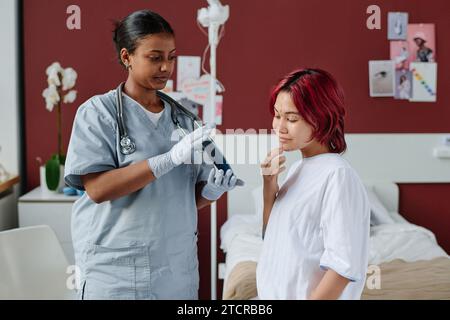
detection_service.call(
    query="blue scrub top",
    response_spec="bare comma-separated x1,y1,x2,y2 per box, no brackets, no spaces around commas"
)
64,88,212,299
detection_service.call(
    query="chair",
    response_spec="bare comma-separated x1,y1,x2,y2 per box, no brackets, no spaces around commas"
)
0,225,76,299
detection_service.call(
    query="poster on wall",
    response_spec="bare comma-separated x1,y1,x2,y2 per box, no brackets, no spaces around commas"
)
388,12,408,40
407,24,436,64
394,70,412,100
369,60,395,97
181,74,213,105
390,41,410,70
409,62,437,102
176,56,201,91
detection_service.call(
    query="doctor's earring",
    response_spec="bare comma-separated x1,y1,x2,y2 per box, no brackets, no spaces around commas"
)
124,63,132,71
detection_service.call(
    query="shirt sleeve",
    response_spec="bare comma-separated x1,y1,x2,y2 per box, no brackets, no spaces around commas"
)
319,167,370,282
64,103,118,190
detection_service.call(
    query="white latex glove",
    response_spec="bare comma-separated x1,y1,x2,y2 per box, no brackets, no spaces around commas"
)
201,167,243,201
170,124,214,166
147,124,213,178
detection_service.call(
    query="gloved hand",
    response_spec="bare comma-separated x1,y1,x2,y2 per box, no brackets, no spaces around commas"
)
170,124,214,166
148,124,214,178
201,167,241,201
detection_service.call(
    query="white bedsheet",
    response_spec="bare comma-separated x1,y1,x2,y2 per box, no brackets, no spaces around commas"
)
369,223,448,265
220,214,449,280
220,214,263,280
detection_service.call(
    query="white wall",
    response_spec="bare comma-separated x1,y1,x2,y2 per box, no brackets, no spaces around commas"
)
0,0,21,230
0,0,20,175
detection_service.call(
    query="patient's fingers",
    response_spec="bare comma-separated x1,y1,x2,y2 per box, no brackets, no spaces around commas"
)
269,155,286,170
261,154,286,176
261,147,283,168
276,165,286,175
269,147,283,160
276,155,286,166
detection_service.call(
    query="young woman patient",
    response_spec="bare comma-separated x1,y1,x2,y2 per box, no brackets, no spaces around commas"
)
256,68,370,300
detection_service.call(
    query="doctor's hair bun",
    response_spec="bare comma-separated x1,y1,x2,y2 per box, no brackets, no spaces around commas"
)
112,10,174,68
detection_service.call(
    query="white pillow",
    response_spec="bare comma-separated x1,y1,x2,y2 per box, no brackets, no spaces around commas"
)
366,188,395,225
388,210,410,224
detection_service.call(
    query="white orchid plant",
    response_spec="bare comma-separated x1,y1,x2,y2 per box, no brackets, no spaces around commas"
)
41,62,78,191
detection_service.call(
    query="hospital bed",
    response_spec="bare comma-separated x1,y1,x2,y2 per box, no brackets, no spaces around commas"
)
214,133,450,300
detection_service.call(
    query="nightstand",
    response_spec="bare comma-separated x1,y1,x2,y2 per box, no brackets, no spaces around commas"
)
18,187,80,265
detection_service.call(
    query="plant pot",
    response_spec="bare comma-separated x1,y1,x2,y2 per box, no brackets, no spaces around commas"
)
40,165,65,194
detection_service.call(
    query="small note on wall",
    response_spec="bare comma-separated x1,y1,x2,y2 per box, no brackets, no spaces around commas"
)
177,56,201,91
410,62,437,102
181,74,211,105
215,95,223,125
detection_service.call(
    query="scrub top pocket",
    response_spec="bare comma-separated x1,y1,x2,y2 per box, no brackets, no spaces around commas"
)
84,244,151,300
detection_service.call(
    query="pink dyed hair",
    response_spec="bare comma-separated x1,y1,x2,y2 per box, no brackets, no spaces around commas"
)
270,68,347,153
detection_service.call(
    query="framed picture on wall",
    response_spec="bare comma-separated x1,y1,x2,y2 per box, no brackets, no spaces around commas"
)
390,41,410,70
407,24,436,64
394,70,412,100
410,62,437,102
369,60,395,97
388,12,408,40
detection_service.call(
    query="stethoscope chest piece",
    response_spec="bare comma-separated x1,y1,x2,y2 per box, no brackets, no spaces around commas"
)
120,135,136,155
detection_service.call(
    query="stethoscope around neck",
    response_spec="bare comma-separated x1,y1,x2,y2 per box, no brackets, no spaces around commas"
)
115,82,203,156
114,82,238,181
115,83,137,155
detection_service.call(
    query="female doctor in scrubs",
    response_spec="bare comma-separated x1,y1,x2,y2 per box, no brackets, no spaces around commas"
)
64,10,238,300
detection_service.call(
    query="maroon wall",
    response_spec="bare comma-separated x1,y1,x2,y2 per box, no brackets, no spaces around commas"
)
23,0,450,299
